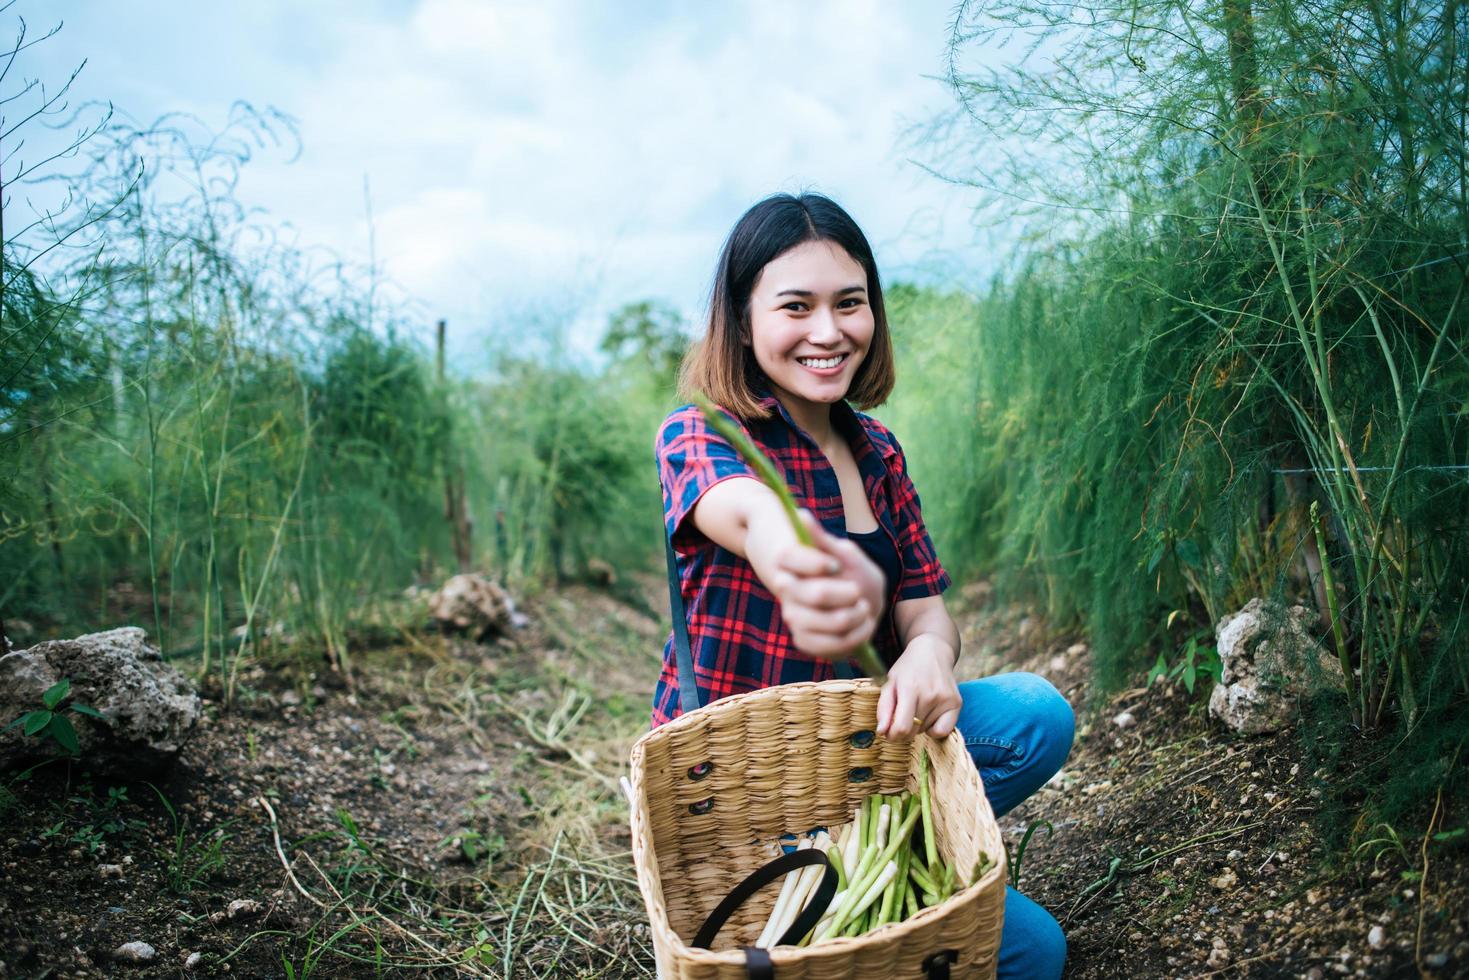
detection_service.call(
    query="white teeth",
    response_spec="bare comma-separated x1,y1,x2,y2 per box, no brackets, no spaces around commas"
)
798,355,844,369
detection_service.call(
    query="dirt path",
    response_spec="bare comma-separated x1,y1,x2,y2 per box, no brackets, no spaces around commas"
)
1,577,1463,978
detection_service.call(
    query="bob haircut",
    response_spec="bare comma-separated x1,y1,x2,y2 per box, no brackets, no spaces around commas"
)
679,192,896,420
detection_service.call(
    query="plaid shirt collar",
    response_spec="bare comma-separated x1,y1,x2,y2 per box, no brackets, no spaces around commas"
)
751,384,901,474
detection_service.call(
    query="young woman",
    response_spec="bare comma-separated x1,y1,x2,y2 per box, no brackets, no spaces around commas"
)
653,192,1072,979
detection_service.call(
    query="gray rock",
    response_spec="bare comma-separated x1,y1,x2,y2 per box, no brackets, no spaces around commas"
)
112,941,156,963
227,898,263,920
0,627,200,772
428,574,525,639
1207,599,1344,735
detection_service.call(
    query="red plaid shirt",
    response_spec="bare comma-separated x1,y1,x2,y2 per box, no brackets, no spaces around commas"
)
652,390,950,727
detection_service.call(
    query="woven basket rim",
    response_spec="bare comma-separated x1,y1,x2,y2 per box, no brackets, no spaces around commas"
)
629,678,881,756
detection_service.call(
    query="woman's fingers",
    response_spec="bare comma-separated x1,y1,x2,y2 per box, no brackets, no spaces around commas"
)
775,542,842,578
876,676,897,734
779,575,863,609
789,618,877,659
783,597,871,636
928,705,961,739
886,682,920,741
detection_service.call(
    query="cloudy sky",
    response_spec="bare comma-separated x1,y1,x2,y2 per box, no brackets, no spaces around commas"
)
25,1,997,360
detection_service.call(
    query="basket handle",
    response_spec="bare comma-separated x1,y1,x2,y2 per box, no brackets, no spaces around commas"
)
690,848,836,956
688,847,963,978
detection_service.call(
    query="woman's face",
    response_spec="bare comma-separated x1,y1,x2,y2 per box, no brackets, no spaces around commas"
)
746,239,874,420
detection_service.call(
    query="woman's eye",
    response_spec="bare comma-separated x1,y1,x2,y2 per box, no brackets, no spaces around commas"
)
839,297,866,309
783,302,807,312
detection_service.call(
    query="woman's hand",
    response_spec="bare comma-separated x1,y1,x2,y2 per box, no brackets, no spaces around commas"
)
767,509,887,661
876,634,961,740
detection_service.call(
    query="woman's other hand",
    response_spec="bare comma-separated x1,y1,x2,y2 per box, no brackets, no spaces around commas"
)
876,634,961,740
768,509,886,660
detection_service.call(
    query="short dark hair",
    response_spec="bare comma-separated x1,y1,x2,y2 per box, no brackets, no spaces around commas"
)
679,193,896,419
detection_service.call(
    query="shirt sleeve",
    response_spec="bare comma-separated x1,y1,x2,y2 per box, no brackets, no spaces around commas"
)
655,405,759,553
886,431,951,601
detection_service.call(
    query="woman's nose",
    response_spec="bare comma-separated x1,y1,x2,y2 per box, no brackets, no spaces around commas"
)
805,307,842,344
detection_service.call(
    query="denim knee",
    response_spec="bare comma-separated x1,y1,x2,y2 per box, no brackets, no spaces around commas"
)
1008,672,1075,783
998,886,1067,980
956,672,1076,817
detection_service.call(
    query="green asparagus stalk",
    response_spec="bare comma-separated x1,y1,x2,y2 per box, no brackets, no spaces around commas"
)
817,804,922,939
919,748,938,871
909,859,938,895
828,840,847,891
692,393,888,682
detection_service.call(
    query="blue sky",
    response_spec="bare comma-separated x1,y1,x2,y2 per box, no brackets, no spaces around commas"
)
23,1,1000,358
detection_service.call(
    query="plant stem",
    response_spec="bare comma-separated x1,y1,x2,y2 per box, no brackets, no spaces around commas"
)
1312,500,1357,718
919,748,938,871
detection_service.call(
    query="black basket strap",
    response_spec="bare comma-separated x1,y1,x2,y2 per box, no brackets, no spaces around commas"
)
665,535,701,713
740,946,774,980
691,849,836,954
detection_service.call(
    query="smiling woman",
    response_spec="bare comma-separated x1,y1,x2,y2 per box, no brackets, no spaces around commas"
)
651,192,1075,977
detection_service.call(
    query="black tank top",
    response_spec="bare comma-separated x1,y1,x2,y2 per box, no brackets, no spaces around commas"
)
847,526,901,600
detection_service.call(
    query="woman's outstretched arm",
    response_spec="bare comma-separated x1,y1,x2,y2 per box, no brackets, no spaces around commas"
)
689,478,886,660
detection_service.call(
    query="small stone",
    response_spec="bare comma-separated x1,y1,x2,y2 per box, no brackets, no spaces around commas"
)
1226,849,1243,861
1424,952,1447,969
1207,938,1230,968
113,941,157,963
1307,887,1324,905
1211,868,1238,890
1367,925,1384,949
97,863,125,880
1048,655,1067,674
227,898,263,920
1066,642,1087,656
208,911,228,925
184,951,203,970
1305,968,1325,980
1113,711,1136,729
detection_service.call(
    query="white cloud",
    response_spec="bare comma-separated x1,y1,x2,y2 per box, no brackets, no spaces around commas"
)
27,0,991,357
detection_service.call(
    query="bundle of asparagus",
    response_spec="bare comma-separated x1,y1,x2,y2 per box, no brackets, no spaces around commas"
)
753,750,996,948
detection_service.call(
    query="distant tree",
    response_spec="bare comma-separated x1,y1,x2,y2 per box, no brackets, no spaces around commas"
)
599,300,687,385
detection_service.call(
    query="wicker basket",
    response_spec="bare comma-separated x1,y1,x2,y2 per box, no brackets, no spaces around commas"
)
628,679,1006,979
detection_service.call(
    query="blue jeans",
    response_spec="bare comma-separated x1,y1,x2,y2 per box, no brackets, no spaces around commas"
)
956,672,1075,980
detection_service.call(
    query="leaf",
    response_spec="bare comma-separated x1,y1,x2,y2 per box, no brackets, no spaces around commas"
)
1145,541,1167,574
48,714,79,754
1175,540,1202,570
70,704,109,722
23,710,53,736
43,678,70,711
1165,609,1182,630
1183,662,1197,694
1147,653,1169,685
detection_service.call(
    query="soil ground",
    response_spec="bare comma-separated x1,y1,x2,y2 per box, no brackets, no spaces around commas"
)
1,577,1463,978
